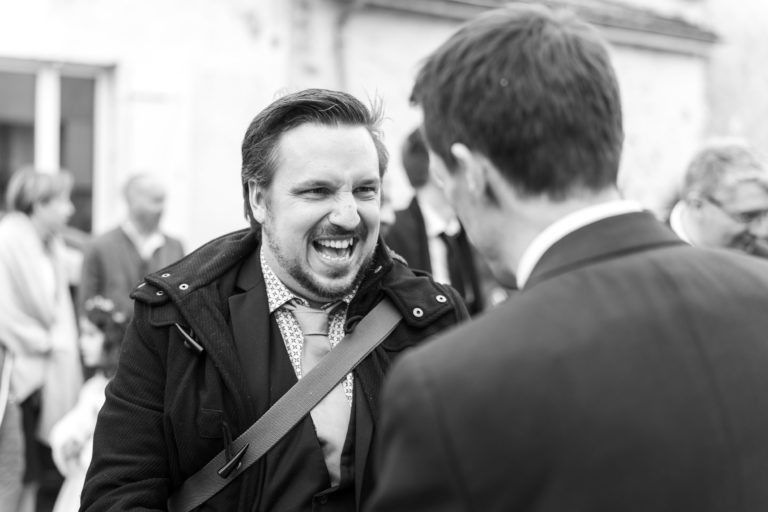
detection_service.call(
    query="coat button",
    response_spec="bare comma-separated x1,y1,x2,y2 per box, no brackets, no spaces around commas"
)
179,283,189,290
412,307,424,318
161,273,171,278
435,294,447,303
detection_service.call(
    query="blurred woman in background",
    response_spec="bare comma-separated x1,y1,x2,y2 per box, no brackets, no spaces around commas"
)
0,168,83,512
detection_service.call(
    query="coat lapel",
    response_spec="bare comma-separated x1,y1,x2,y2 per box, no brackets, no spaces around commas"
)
526,212,684,289
227,249,272,423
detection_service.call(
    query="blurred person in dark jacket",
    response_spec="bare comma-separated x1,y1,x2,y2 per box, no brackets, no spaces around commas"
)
668,138,768,257
368,5,768,512
78,173,184,322
80,89,468,511
385,128,508,314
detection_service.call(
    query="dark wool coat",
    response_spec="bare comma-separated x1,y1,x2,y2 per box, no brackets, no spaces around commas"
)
80,228,468,511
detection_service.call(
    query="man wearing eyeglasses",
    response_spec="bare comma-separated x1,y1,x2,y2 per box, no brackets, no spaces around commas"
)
669,139,768,256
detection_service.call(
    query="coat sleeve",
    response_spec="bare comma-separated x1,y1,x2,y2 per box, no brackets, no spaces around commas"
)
80,313,171,511
367,353,469,512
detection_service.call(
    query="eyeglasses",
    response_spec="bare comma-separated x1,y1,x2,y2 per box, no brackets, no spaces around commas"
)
704,195,768,224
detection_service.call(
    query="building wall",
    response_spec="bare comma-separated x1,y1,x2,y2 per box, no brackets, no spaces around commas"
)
613,46,707,213
0,0,293,250
704,0,768,154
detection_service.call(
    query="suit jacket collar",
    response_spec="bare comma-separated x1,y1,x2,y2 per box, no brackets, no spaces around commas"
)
398,198,432,272
526,211,685,289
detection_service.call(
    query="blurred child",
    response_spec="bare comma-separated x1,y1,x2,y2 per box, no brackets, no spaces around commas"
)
48,297,127,512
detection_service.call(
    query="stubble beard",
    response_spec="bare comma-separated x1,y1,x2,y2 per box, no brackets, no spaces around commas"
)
263,215,376,302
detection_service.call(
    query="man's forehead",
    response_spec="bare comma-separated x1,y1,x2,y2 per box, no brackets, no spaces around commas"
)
269,123,380,183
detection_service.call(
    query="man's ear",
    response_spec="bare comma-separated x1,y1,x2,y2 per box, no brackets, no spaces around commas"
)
450,142,486,198
248,180,268,224
685,194,705,210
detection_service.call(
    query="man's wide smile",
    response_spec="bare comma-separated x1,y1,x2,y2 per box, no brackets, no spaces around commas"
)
313,237,357,263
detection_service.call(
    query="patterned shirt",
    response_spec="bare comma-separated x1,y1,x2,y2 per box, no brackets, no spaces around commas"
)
260,248,355,402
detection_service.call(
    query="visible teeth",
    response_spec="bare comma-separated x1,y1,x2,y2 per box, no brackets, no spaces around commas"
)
317,238,353,249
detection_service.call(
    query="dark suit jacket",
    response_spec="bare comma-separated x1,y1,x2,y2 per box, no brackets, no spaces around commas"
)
369,211,768,512
385,198,485,315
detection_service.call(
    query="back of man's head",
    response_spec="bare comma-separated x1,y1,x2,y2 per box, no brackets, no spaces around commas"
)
411,4,623,200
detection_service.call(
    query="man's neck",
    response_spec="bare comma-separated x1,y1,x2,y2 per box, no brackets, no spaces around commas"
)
126,217,158,237
488,186,625,288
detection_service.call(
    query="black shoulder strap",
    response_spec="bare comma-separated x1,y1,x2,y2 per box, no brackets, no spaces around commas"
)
167,298,402,512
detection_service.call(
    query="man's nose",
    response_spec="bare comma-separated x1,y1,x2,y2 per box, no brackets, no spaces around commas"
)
328,194,361,230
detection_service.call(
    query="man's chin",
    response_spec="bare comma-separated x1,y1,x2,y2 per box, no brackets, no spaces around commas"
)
306,282,355,303
292,269,358,302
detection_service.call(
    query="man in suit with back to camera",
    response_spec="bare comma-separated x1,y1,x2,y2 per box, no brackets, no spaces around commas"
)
668,139,768,257
80,89,468,511
368,5,768,512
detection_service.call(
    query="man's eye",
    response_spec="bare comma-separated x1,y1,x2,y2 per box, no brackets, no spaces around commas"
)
356,186,378,197
303,188,328,195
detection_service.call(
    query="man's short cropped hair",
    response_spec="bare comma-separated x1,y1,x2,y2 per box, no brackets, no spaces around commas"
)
411,4,623,200
5,167,73,215
240,88,389,228
682,139,768,199
401,128,430,190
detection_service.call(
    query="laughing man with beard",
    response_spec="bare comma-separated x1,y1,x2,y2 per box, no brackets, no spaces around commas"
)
80,89,469,512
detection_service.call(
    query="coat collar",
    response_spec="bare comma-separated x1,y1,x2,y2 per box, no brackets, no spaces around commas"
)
525,211,685,289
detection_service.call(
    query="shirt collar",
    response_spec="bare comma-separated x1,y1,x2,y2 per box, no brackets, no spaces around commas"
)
260,245,356,313
419,199,460,238
121,220,165,260
516,199,645,289
668,201,694,245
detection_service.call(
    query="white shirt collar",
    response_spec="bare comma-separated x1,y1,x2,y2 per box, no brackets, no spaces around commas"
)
419,199,460,238
668,201,693,245
516,200,645,289
121,220,165,261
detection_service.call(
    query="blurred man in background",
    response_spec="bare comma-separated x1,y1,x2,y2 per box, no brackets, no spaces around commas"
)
77,173,184,324
385,128,499,315
669,139,768,256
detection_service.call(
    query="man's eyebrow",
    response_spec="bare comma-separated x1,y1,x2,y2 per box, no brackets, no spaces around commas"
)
357,176,381,186
293,179,335,189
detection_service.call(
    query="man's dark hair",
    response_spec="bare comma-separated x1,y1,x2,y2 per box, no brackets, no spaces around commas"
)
241,88,388,228
401,128,430,189
410,4,623,200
